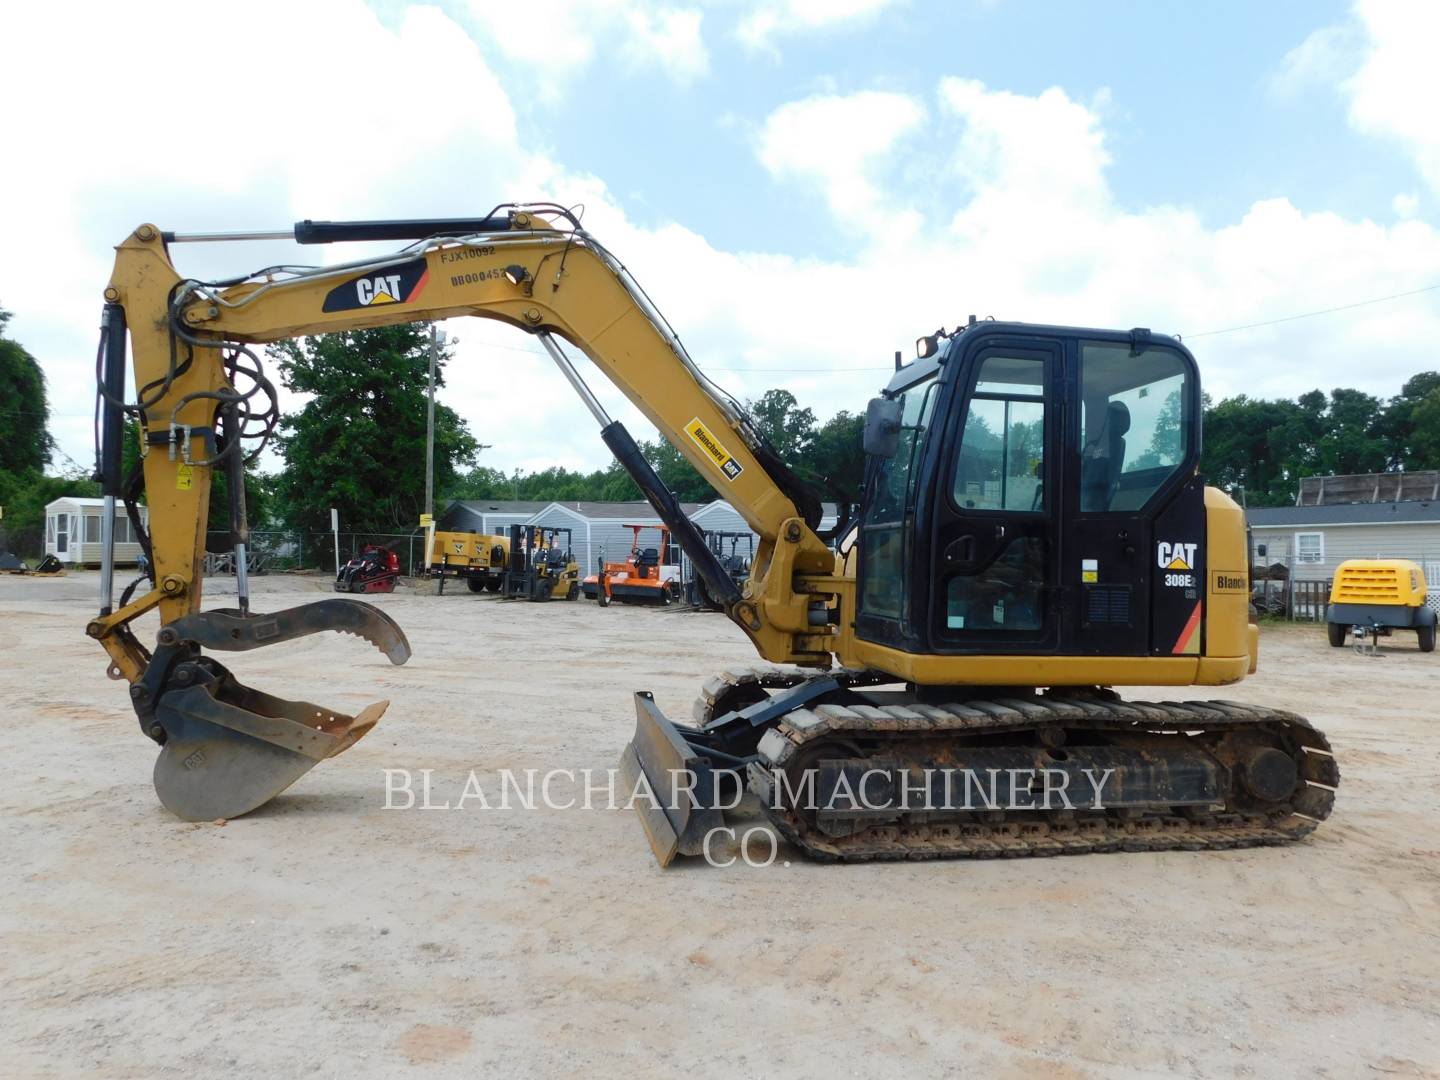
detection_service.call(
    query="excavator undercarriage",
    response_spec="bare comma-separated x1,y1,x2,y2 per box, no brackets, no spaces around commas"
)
623,668,1338,865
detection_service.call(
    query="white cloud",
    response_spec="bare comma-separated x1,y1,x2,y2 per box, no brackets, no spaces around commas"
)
939,78,1110,211
750,77,1440,412
1276,2,1440,199
736,0,903,56
465,0,708,102
1342,0,1440,198
0,0,634,477
1270,24,1355,100
756,91,925,229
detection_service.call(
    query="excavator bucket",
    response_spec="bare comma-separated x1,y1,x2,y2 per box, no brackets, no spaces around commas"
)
140,599,411,821
619,692,726,866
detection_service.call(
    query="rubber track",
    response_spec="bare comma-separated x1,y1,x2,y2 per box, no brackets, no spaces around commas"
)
694,667,1339,863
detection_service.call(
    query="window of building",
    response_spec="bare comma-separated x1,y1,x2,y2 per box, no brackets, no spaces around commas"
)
1295,532,1324,564
86,515,101,543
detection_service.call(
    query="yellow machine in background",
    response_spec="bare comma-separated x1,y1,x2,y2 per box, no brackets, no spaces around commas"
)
428,529,509,593
502,525,580,602
86,204,1337,864
1327,559,1435,651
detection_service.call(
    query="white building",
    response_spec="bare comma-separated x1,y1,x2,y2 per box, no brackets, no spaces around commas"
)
1248,501,1440,584
44,497,150,566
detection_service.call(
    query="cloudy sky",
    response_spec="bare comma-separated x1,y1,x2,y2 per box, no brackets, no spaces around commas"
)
3,0,1439,478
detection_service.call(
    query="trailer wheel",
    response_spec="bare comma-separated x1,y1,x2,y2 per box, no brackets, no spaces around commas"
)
1327,622,1347,648
466,578,485,593
1419,622,1436,653
485,577,502,592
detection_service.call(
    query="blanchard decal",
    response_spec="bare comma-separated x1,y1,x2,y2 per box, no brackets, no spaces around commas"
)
1211,571,1247,594
1157,540,1198,588
686,418,744,481
322,258,430,313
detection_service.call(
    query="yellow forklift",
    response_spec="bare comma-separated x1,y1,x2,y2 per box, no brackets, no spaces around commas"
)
502,525,580,602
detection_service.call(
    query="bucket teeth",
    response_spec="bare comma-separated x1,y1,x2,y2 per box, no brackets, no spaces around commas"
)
165,598,411,665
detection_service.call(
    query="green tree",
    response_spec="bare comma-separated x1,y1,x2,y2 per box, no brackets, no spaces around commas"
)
642,438,713,502
443,460,643,503
748,389,817,461
0,306,50,475
806,410,866,512
1129,389,1184,471
1315,387,1387,475
1378,372,1440,470
271,326,479,536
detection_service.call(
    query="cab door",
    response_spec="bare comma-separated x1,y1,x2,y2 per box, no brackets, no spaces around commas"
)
1061,338,1202,656
929,338,1063,653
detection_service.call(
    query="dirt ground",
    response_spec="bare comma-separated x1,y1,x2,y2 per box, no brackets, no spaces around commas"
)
2,571,1438,1079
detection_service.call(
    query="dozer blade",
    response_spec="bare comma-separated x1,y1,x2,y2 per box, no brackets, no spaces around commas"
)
619,692,726,867
143,599,411,821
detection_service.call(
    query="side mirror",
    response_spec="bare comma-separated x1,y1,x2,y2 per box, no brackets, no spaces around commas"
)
863,397,903,459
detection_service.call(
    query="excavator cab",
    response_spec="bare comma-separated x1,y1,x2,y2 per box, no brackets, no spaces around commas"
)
858,324,1205,662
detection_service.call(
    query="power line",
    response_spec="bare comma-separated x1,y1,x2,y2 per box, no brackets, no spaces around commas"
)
1185,281,1440,339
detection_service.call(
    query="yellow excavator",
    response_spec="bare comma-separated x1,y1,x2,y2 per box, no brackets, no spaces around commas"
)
88,204,1337,863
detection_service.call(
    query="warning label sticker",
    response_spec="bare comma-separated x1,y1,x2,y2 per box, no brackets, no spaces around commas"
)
685,418,744,481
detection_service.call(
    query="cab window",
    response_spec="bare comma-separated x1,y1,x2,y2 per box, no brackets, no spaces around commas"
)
1078,343,1193,512
860,374,938,621
952,355,1045,512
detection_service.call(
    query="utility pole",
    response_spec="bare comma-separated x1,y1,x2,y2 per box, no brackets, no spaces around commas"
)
425,324,447,519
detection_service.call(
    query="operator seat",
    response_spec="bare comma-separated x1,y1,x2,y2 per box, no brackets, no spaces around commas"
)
1080,401,1130,510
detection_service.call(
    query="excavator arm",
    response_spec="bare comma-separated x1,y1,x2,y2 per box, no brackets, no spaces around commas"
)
90,206,843,822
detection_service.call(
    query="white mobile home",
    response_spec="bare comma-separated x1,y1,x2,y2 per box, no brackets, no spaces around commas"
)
45,497,150,567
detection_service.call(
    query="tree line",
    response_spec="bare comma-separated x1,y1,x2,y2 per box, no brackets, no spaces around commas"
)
1200,375,1440,505
1,307,1438,558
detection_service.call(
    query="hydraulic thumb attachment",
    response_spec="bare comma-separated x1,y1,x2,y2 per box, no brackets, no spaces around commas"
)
121,599,411,821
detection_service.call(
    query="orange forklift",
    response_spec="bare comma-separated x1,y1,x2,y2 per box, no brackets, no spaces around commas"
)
582,524,680,606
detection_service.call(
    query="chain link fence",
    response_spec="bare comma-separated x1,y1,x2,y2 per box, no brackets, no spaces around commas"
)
204,530,429,577
0,524,44,561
